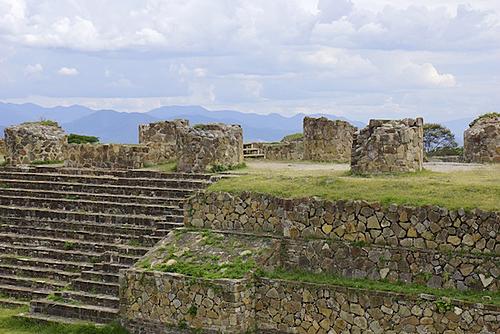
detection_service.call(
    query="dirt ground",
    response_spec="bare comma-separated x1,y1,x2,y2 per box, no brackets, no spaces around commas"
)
245,160,488,173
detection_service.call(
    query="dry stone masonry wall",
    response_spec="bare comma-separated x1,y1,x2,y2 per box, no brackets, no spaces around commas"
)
263,140,304,161
303,117,357,162
64,144,149,169
177,124,243,173
351,118,424,173
0,139,5,157
139,119,189,163
464,116,500,163
4,123,67,165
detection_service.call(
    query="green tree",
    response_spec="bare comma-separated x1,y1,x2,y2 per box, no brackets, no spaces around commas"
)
423,123,458,154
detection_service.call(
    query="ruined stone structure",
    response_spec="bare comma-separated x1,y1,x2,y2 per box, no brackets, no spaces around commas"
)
464,115,500,163
351,118,424,174
177,124,243,172
139,119,189,164
243,139,304,161
119,190,499,333
303,117,356,162
0,139,5,157
64,144,150,169
4,122,67,165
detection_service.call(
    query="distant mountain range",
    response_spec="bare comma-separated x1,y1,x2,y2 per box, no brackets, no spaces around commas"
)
0,102,471,144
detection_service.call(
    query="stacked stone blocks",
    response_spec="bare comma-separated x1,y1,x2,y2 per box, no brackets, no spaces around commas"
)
464,115,500,163
64,144,149,169
139,119,189,164
351,118,424,173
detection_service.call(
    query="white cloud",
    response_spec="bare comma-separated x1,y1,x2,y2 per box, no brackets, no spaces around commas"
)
400,62,456,88
24,63,43,75
57,67,79,76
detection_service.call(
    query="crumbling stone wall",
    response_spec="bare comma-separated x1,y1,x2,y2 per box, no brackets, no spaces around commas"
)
0,139,5,157
121,272,255,333
64,144,149,169
263,140,304,161
139,119,189,163
351,118,424,174
464,116,500,163
177,124,243,172
4,123,67,165
303,117,356,162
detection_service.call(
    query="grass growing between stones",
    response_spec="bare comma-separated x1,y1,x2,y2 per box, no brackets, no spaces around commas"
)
0,307,128,334
261,269,500,306
209,163,500,211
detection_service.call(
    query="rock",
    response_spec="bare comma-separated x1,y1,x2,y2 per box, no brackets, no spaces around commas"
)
479,274,494,287
165,259,178,267
464,115,500,163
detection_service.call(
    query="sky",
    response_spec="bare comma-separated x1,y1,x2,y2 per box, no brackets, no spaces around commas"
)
0,0,499,122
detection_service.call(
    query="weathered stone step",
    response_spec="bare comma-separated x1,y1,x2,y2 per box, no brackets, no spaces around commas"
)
0,243,102,263
0,233,150,256
16,312,97,326
0,254,93,273
0,283,51,300
0,263,80,282
0,205,180,226
0,171,210,189
30,299,118,324
92,262,129,274
0,224,162,247
80,271,119,284
71,279,119,296
57,290,119,309
0,187,186,207
0,194,182,217
0,216,182,235
0,297,29,308
1,166,214,181
0,274,67,291
0,178,195,198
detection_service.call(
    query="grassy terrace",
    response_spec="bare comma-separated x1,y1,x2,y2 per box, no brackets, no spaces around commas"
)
0,307,127,334
209,162,500,211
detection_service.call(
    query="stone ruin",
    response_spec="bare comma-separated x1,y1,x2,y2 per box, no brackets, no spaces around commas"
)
303,117,357,162
464,115,500,163
4,122,67,165
0,139,5,157
177,123,243,173
138,119,189,164
64,143,149,169
351,118,424,174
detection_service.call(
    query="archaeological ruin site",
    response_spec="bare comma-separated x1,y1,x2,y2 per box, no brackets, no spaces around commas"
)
0,114,498,334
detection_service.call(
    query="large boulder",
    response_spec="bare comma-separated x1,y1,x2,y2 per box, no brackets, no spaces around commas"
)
464,114,500,163
4,122,67,165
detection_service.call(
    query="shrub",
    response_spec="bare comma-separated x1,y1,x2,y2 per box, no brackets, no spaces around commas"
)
23,119,59,127
68,134,100,144
281,133,303,142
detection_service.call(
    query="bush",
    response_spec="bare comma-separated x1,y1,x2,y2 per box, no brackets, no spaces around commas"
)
23,119,59,127
68,134,99,144
281,133,303,142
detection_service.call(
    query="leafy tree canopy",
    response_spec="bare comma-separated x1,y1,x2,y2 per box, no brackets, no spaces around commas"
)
423,123,458,154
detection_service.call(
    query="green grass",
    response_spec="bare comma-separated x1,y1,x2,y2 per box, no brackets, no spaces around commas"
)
0,307,128,334
209,164,500,211
22,120,59,127
281,133,303,142
261,269,500,306
144,161,177,172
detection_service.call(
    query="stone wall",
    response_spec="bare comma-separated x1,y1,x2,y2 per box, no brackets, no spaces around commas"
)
263,140,304,161
177,124,243,173
120,271,255,333
0,139,5,157
255,278,499,334
464,116,500,163
186,192,499,255
303,117,356,162
351,118,424,173
4,123,67,165
64,144,149,169
139,119,189,163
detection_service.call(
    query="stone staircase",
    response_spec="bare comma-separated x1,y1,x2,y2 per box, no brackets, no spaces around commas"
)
0,166,215,324
243,143,264,159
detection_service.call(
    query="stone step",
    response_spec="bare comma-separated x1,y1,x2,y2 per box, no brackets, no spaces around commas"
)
30,299,118,324
0,297,29,308
0,254,93,273
80,271,120,284
0,224,163,247
0,178,196,198
16,312,98,326
0,216,181,236
0,171,211,190
0,263,80,282
0,205,180,226
92,262,129,274
0,194,182,217
0,187,186,207
71,279,119,296
0,274,67,291
1,166,214,181
0,283,51,300
56,290,119,309
0,243,102,263
0,233,150,256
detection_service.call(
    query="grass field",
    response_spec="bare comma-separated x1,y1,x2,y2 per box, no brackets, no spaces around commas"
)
209,162,500,211
0,307,127,334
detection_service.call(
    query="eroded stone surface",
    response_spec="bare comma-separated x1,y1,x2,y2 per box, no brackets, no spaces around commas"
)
464,116,500,163
351,118,424,173
139,119,189,164
64,143,149,169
